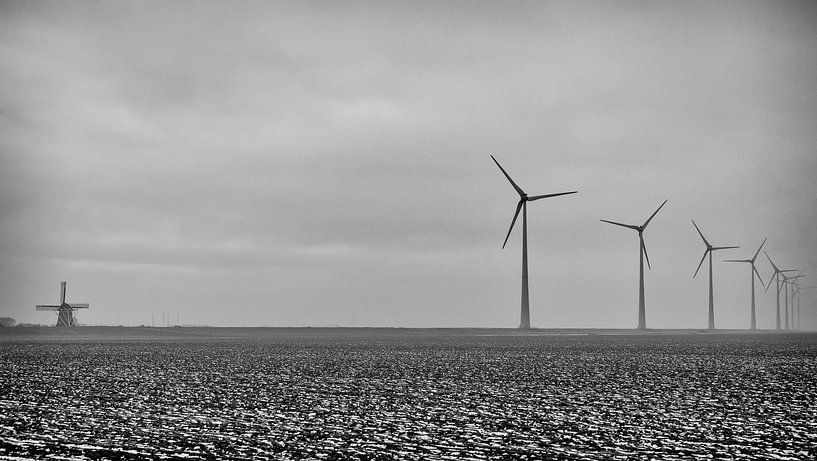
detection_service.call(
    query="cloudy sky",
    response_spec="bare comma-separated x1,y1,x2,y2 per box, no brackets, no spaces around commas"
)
2,1,816,329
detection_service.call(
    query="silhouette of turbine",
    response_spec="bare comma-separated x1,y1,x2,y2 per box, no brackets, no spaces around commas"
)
793,282,815,330
789,274,807,329
724,237,766,330
781,272,806,330
764,252,797,330
692,220,738,330
491,155,577,329
601,199,667,329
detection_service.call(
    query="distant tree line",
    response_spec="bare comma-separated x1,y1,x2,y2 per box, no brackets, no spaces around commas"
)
0,317,16,328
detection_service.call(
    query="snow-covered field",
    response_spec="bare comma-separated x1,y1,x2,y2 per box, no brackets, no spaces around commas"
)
1,330,815,459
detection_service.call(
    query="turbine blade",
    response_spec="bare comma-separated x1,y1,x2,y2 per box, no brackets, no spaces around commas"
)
712,246,739,251
641,236,651,270
753,265,764,286
527,191,577,201
765,251,780,273
752,237,767,262
502,200,524,249
35,305,60,311
693,249,709,278
691,220,710,247
642,199,668,229
69,303,89,309
491,155,525,196
600,219,639,230
764,274,775,292
60,281,66,304
723,259,751,263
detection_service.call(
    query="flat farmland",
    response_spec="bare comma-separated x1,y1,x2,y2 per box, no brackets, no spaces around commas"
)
1,328,816,459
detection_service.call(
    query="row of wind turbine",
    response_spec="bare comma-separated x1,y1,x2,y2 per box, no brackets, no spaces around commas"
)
492,155,809,331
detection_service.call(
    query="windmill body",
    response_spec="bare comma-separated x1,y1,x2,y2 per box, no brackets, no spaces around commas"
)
601,200,667,330
35,281,89,327
491,155,576,329
724,238,766,330
692,221,738,330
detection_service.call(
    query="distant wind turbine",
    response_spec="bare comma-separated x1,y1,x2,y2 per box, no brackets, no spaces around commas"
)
764,252,797,330
781,272,806,330
601,199,667,330
491,155,577,329
795,285,816,330
791,279,806,330
692,220,738,330
723,237,766,330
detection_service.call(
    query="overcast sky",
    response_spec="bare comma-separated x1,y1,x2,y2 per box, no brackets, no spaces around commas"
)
2,1,816,329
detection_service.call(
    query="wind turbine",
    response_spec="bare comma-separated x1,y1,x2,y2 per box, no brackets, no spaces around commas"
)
764,252,797,330
723,237,766,330
793,273,807,330
491,155,577,329
796,285,816,330
600,199,667,329
781,272,806,330
692,220,738,330
791,280,805,329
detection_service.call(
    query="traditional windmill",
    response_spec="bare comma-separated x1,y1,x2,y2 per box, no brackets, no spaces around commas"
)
35,281,89,326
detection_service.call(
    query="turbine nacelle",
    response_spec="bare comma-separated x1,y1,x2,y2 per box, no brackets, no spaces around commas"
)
691,220,738,278
724,237,766,285
600,199,667,271
492,155,576,249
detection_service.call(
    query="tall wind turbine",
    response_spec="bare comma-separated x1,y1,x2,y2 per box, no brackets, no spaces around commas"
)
781,272,806,330
764,252,797,330
491,155,577,329
723,237,766,330
692,220,738,330
600,199,667,329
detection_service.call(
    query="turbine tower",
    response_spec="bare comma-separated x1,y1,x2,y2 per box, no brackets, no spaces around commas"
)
692,220,738,330
491,155,577,329
35,281,89,327
764,252,797,330
723,237,766,330
600,199,667,329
